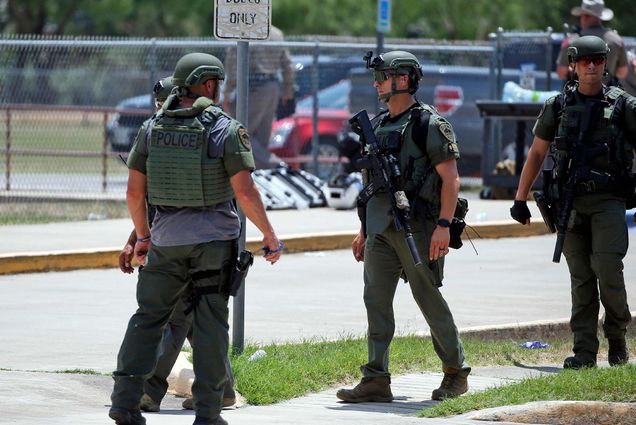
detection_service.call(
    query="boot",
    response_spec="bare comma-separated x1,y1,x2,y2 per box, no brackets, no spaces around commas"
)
139,394,160,413
108,407,146,425
431,368,469,401
336,376,393,403
608,339,629,366
563,352,596,370
192,416,228,425
182,396,236,410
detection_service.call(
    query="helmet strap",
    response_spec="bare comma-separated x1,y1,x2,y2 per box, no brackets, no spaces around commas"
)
378,72,411,103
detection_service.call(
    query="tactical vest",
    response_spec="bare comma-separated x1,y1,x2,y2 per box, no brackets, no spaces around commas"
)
146,98,235,207
365,103,439,233
552,86,634,197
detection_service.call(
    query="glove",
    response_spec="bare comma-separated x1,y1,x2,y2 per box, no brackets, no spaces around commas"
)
510,200,531,224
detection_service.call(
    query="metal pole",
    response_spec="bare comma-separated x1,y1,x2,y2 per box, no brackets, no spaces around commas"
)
311,40,319,176
375,31,384,114
102,112,108,192
545,27,553,91
149,38,158,112
5,109,11,191
232,40,249,355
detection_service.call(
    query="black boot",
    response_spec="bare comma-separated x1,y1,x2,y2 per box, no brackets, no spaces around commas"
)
563,352,596,370
608,339,629,366
108,407,146,425
192,416,228,425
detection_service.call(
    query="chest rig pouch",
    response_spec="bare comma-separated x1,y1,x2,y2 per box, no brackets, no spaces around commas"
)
146,99,234,207
551,87,630,197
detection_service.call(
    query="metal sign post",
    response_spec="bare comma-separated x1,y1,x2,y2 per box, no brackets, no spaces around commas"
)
376,0,390,113
214,0,271,354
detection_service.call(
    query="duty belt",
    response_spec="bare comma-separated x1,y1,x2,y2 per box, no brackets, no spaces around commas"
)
250,73,277,83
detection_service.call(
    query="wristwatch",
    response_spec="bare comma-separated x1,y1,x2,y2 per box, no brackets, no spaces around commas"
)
437,218,451,228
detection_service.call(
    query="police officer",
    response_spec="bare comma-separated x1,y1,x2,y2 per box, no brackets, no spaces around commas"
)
222,25,295,169
118,75,236,414
109,53,282,425
336,51,470,403
556,0,628,85
511,36,634,369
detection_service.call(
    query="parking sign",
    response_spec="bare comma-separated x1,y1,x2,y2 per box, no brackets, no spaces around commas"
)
214,0,271,40
377,0,391,33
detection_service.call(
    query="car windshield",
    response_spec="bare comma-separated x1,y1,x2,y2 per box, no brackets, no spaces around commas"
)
296,80,350,110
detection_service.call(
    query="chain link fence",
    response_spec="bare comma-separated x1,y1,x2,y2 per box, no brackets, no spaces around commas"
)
2,32,631,223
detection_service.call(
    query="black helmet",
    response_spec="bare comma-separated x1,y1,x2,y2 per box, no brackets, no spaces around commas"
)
568,35,610,62
152,76,175,101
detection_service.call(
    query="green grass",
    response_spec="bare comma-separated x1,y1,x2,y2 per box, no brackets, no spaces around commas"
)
226,335,635,406
0,200,129,225
0,111,129,175
420,364,636,418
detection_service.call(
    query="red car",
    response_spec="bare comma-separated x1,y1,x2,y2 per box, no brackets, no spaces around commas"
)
268,80,351,179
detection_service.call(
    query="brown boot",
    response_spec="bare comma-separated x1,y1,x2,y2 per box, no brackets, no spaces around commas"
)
182,396,236,410
139,393,160,412
431,367,469,401
336,376,393,403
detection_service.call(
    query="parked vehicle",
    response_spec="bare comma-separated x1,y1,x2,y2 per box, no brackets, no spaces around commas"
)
106,94,153,153
268,79,351,179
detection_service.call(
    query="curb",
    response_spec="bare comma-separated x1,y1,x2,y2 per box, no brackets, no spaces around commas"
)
0,221,548,275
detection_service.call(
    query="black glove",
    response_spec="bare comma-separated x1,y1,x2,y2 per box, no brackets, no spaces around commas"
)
510,200,531,224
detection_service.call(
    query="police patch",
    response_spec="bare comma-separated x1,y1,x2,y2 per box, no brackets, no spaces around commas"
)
238,128,251,150
438,121,455,143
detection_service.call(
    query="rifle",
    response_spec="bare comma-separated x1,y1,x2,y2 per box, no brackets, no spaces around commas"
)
350,110,422,266
552,99,609,262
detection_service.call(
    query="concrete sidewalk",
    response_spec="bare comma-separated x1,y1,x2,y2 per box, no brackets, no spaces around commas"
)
0,197,550,274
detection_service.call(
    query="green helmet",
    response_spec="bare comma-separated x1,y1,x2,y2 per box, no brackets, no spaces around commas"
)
172,53,225,87
372,50,424,81
153,76,175,101
568,35,610,62
364,50,423,101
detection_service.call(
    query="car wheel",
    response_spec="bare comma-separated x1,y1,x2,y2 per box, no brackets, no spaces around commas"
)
301,136,340,181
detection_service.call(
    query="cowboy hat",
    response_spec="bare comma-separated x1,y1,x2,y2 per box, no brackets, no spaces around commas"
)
571,0,614,21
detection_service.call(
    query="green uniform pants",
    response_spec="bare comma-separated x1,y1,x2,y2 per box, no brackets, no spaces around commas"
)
143,293,235,404
563,193,632,357
361,222,468,377
111,240,234,419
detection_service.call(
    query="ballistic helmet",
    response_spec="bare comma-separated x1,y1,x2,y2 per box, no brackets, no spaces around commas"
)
172,53,225,87
152,76,175,101
567,35,609,62
365,50,423,101
370,50,424,81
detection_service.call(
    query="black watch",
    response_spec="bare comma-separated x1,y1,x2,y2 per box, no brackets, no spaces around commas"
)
437,218,451,228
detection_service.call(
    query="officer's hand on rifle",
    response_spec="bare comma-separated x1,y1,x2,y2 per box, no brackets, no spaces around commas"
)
510,200,532,225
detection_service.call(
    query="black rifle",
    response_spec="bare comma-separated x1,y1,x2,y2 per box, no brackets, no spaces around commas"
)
350,110,422,266
552,99,608,263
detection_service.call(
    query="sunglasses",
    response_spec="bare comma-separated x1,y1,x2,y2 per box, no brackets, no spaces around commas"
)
374,70,394,83
576,56,606,66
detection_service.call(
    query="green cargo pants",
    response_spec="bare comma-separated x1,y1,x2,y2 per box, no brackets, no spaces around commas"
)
111,240,233,419
361,222,468,377
143,292,235,405
563,193,632,357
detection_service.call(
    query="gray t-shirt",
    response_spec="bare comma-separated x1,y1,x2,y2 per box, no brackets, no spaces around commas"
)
150,203,240,246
